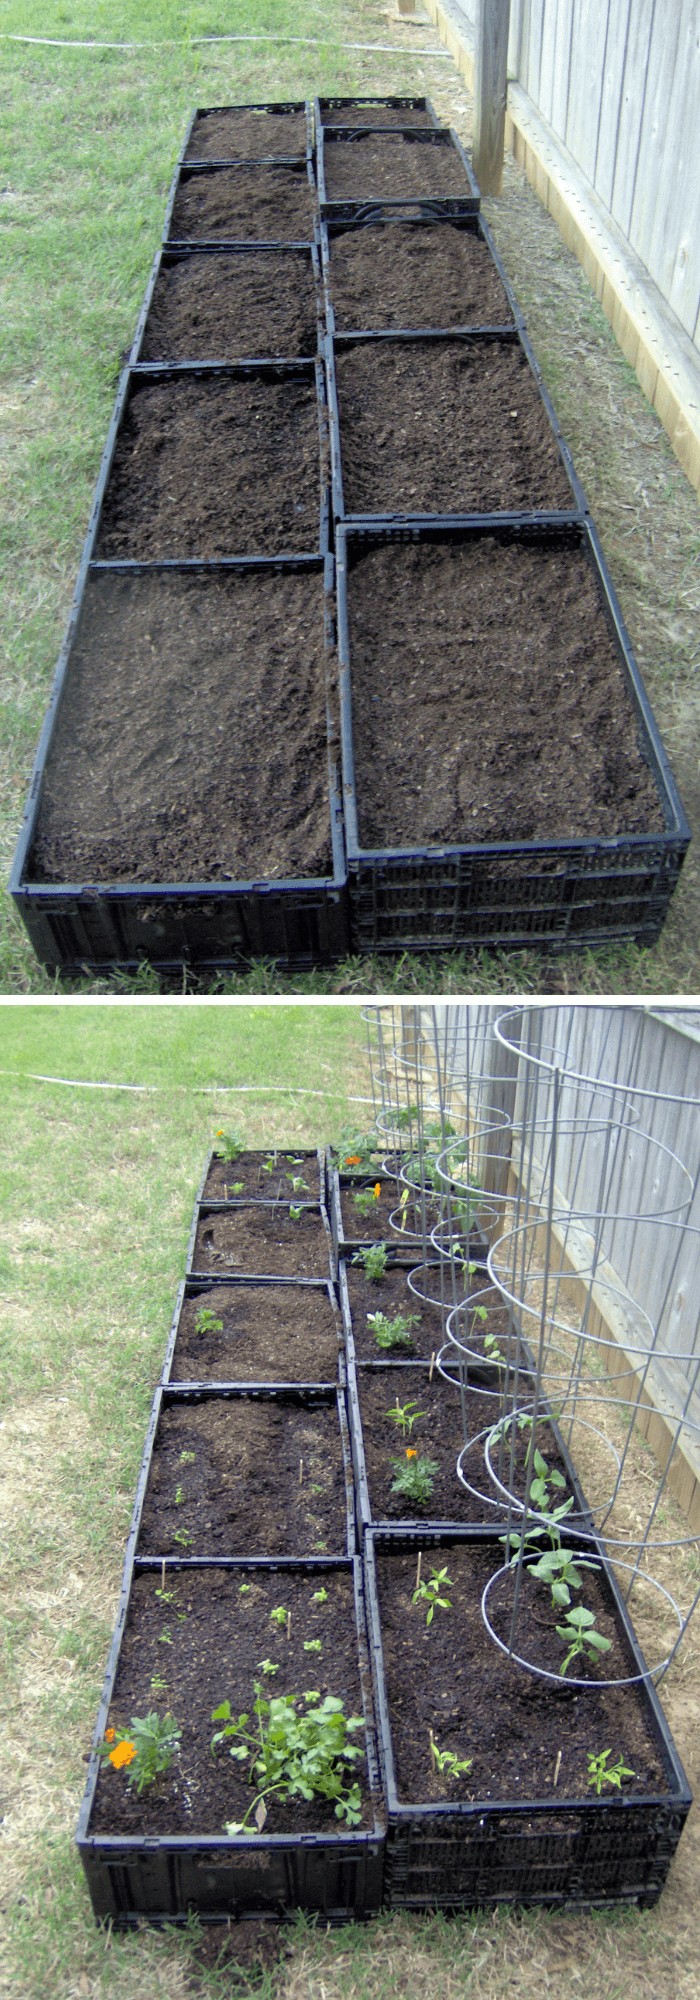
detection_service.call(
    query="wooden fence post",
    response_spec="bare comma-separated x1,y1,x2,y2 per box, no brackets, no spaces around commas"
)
473,0,511,195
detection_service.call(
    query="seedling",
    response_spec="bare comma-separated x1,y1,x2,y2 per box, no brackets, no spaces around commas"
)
413,1566,453,1625
587,1749,635,1795
174,1484,185,1506
261,1153,278,1175
367,1310,420,1351
269,1606,288,1629
311,1587,328,1605
352,1183,382,1218
429,1731,472,1781
483,1329,506,1364
257,1659,279,1678
529,1448,568,1513
150,1674,168,1695
212,1686,365,1833
289,1204,304,1222
287,1173,308,1194
173,1527,193,1549
303,1639,322,1654
353,1243,388,1282
390,1450,438,1506
194,1306,223,1336
214,1128,244,1163
227,1181,245,1196
556,1606,613,1676
386,1398,424,1440
100,1712,180,1792
527,1546,599,1609
179,1450,196,1466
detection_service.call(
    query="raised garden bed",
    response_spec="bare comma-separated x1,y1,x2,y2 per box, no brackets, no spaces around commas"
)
187,1202,333,1281
315,96,441,129
184,103,312,162
365,1528,692,1909
327,333,580,519
164,1279,342,1386
200,1147,324,1204
133,1387,354,1559
133,246,321,364
78,1556,385,1922
167,162,317,243
336,520,688,953
94,363,327,561
321,216,516,335
340,1262,505,1366
317,130,480,212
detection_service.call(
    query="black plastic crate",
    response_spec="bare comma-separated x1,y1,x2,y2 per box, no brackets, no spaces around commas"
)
129,242,324,365
319,211,520,338
165,157,318,247
325,328,586,525
335,519,689,954
183,101,314,165
77,1550,385,1925
329,1163,446,1261
128,1382,356,1561
317,128,480,219
195,1145,326,1208
314,95,442,131
162,1275,344,1391
364,1527,692,1910
185,1199,335,1285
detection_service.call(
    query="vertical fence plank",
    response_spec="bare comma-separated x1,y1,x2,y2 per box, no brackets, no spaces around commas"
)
473,0,511,193
565,0,608,184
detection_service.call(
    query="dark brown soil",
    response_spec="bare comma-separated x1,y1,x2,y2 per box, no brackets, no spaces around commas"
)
186,108,308,161
140,250,319,362
90,1567,372,1834
29,568,332,885
170,1282,341,1384
169,165,316,242
334,339,574,514
345,539,665,847
344,1264,510,1364
203,1150,322,1202
191,1206,332,1279
353,1362,506,1523
95,373,322,560
323,134,473,201
327,222,513,331
321,103,438,128
339,1175,442,1244
376,1543,667,1804
135,1395,350,1557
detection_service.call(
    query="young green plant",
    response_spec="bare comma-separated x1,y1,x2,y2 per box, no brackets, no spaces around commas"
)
211,1684,365,1833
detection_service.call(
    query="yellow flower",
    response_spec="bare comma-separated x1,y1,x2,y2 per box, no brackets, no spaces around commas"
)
104,1727,115,1743
406,1448,417,1460
345,1154,361,1166
373,1182,381,1198
109,1739,136,1770
216,1129,224,1137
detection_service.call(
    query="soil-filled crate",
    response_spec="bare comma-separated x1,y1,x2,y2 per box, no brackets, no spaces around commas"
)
11,554,348,976
335,520,689,954
320,214,519,337
91,361,329,563
163,1277,343,1389
338,1261,502,1370
317,129,480,217
130,244,323,365
166,160,318,246
77,1554,385,1924
315,96,442,131
345,1348,595,1538
186,1201,334,1284
326,331,584,523
364,1528,692,1911
330,1164,491,1263
130,1385,355,1561
183,102,314,164
198,1146,325,1206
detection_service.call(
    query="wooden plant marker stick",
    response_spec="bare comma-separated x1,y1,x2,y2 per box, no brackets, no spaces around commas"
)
553,1748,562,1788
161,1559,166,1593
429,1350,436,1381
287,1610,292,1642
299,1456,303,1486
415,1550,422,1592
429,1728,437,1772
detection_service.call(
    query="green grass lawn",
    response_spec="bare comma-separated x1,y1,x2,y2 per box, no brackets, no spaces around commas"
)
1,0,698,994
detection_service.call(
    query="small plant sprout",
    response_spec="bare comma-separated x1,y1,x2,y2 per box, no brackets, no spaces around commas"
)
353,1243,388,1282
529,1448,568,1513
150,1674,168,1695
367,1310,420,1351
352,1183,382,1218
214,1128,244,1163
311,1587,328,1605
261,1153,278,1175
179,1450,196,1466
270,1606,288,1629
289,1204,304,1222
587,1749,635,1795
100,1713,181,1792
227,1181,245,1196
303,1639,322,1654
173,1526,193,1549
194,1305,223,1336
390,1450,438,1507
286,1173,308,1194
482,1329,506,1365
212,1686,365,1833
239,1581,252,1595
556,1606,613,1676
413,1566,453,1625
386,1398,425,1440
174,1484,185,1506
527,1546,599,1609
257,1659,279,1678
429,1731,472,1782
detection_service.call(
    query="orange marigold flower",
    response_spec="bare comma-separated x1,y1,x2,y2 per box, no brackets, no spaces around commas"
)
406,1448,417,1459
109,1739,136,1770
216,1129,224,1137
373,1182,381,1198
345,1154,361,1166
104,1727,115,1743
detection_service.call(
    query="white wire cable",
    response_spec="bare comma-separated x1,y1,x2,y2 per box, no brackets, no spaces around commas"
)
0,1067,373,1099
2,32,449,55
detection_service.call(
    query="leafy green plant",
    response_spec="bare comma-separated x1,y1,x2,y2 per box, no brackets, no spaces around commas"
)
227,1180,245,1195
173,1526,193,1549
100,1712,180,1792
527,1545,599,1609
413,1566,453,1625
257,1659,279,1678
587,1748,635,1794
211,1685,365,1833
367,1310,420,1351
289,1204,304,1222
386,1398,424,1439
529,1447,568,1513
194,1306,223,1336
336,1129,380,1174
311,1587,328,1605
287,1173,308,1194
174,1484,185,1506
429,1732,472,1781
303,1639,322,1654
390,1450,438,1506
269,1606,288,1629
353,1243,388,1282
353,1182,382,1218
556,1606,613,1676
214,1128,244,1162
179,1450,196,1466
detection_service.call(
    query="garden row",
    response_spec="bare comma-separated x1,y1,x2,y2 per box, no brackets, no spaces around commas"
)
77,1141,691,1929
12,96,688,975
